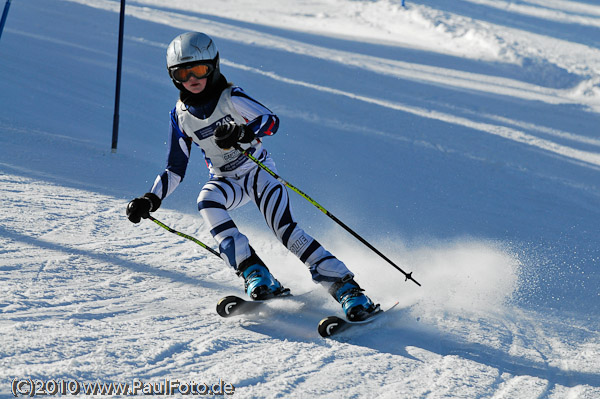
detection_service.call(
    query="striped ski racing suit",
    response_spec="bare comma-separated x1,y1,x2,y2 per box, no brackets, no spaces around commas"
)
149,86,353,287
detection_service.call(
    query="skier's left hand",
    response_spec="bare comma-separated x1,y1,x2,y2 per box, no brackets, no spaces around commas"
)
214,123,255,149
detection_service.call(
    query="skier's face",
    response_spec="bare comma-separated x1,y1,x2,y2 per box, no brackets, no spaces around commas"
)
182,76,207,94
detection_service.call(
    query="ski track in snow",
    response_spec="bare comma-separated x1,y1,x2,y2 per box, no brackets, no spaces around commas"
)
1,168,599,397
1,0,600,398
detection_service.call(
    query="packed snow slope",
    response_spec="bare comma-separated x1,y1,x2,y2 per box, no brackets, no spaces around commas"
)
1,0,599,398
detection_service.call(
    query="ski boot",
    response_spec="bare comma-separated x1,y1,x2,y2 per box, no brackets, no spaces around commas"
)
330,277,380,321
237,255,288,300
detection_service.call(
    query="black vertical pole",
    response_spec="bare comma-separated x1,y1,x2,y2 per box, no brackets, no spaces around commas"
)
111,0,126,153
0,0,12,41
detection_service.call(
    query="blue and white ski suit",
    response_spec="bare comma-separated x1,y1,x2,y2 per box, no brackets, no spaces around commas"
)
150,86,353,286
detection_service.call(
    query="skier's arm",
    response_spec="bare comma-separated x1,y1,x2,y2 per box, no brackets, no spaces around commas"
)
149,109,192,200
230,87,279,137
127,110,192,223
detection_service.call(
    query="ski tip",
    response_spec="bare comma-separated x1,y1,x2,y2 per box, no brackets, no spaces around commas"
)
318,316,346,338
318,302,400,338
216,290,294,318
216,295,246,318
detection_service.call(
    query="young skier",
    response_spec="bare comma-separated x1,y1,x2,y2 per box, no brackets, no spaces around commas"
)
126,32,379,321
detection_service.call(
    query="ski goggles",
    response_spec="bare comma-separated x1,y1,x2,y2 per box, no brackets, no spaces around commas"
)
169,63,214,83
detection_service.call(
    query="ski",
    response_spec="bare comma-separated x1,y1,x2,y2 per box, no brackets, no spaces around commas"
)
217,294,399,339
216,289,291,318
317,302,399,338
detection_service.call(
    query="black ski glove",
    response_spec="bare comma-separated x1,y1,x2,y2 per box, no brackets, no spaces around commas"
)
126,193,161,223
214,123,255,149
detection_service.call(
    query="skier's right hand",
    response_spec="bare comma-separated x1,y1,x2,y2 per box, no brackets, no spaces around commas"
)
214,123,255,149
126,193,161,223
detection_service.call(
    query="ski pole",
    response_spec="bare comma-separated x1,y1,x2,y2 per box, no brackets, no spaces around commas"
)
148,216,221,258
236,146,421,287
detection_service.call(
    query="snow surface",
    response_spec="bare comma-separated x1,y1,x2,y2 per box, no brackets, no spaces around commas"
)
1,0,599,397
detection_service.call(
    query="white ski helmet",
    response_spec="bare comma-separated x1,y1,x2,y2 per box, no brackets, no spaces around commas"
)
166,32,221,90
